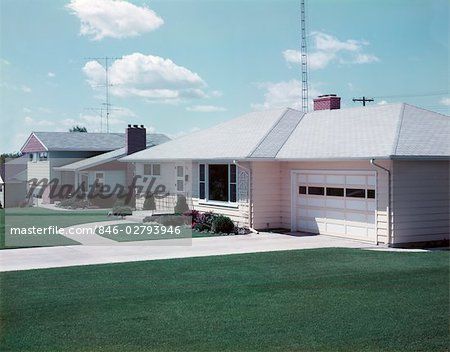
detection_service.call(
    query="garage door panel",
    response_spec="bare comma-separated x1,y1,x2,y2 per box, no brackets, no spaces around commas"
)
346,212,367,222
346,175,366,185
326,210,346,221
326,198,345,208
346,200,366,211
308,198,326,207
308,174,326,183
326,175,345,184
293,170,377,242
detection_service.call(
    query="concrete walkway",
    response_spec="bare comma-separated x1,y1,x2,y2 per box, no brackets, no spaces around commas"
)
0,231,376,272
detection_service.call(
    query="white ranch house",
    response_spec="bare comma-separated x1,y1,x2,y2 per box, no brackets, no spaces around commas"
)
122,97,449,247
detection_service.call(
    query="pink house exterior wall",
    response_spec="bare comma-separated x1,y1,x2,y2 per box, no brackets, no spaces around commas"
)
250,160,392,244
21,134,47,153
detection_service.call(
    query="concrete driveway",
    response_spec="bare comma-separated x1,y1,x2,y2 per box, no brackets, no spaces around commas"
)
0,232,374,272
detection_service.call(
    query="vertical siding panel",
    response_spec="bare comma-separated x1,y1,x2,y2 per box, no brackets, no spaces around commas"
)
392,160,449,244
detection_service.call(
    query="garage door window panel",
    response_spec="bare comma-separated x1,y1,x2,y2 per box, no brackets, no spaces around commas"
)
308,186,324,196
346,188,366,198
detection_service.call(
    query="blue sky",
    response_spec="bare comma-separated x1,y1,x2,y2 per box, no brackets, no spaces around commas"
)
1,0,448,152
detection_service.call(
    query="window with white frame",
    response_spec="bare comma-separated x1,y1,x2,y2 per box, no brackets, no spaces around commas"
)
144,163,161,176
39,152,48,161
199,163,237,203
95,172,105,186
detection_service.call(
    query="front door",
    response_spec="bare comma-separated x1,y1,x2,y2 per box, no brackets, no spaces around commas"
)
175,164,185,194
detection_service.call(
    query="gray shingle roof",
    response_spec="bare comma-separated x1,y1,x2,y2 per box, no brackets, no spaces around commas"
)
121,108,287,161
121,104,449,162
249,109,305,158
32,132,169,152
55,136,171,171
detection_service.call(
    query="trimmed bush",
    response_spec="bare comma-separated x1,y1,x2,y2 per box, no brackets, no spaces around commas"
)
143,194,156,211
112,206,133,218
144,214,187,226
174,195,189,214
57,197,90,209
211,215,235,234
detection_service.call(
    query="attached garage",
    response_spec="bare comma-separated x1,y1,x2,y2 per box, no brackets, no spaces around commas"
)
291,170,377,242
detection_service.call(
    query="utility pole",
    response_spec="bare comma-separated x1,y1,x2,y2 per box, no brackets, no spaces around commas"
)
84,56,121,132
300,0,309,112
352,96,374,106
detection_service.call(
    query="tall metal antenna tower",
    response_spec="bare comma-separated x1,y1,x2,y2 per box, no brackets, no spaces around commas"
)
84,56,121,133
300,0,309,112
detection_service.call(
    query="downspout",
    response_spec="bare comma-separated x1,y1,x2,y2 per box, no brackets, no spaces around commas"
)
233,160,258,234
370,159,391,246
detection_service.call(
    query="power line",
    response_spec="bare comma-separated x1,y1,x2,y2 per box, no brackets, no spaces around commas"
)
373,90,448,99
352,96,374,106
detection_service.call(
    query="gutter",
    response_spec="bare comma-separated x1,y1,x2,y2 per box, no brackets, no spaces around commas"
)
370,159,391,245
233,160,258,234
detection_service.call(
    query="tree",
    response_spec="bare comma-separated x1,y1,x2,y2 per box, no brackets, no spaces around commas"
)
69,126,87,132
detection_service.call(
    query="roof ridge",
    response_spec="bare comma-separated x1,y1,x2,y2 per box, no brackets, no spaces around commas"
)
391,103,406,156
247,108,291,157
273,111,306,158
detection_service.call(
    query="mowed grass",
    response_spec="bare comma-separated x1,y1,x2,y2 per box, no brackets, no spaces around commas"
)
0,249,448,351
96,222,235,242
1,207,117,248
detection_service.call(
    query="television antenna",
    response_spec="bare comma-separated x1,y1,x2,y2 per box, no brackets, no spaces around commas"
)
84,56,122,132
300,0,309,112
84,105,122,133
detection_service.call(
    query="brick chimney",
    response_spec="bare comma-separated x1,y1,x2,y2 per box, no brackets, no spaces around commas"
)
126,124,146,155
313,94,341,111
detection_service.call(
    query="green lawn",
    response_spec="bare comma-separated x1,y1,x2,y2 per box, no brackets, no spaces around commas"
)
96,222,234,242
1,207,117,248
0,249,448,351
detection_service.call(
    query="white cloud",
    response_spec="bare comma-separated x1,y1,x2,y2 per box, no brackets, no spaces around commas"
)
21,85,32,93
186,105,226,112
377,100,388,105
47,72,55,77
66,0,164,40
24,116,55,127
83,53,207,103
439,97,450,106
251,80,322,110
283,31,379,70
1,58,10,65
23,107,32,113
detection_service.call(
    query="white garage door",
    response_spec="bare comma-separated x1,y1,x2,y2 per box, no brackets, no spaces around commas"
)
292,170,377,242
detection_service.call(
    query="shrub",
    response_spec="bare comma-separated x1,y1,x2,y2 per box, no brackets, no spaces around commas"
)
0,201,3,209
174,194,189,214
143,194,156,211
193,212,218,232
111,205,133,218
143,214,187,226
183,210,200,228
57,197,90,209
211,215,235,234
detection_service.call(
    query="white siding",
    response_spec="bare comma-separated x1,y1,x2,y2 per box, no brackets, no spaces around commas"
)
250,160,391,243
392,160,449,244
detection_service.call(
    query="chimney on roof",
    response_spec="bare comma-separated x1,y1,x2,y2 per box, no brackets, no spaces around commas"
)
126,124,146,155
313,94,341,111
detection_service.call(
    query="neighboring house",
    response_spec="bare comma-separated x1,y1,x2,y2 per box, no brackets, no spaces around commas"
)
0,156,28,207
55,126,170,205
121,95,450,246
20,127,169,204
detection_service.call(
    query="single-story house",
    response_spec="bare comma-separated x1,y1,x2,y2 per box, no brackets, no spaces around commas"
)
121,95,449,246
20,127,169,204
